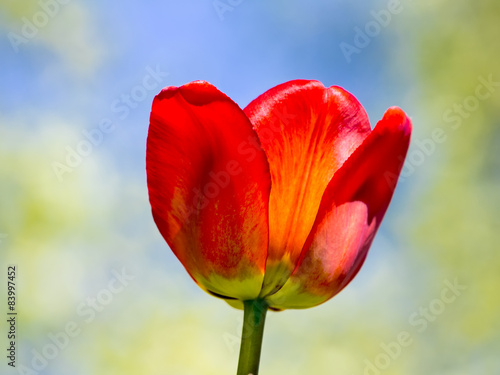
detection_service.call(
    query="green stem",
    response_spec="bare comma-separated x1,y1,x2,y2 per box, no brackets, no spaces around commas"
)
236,299,268,375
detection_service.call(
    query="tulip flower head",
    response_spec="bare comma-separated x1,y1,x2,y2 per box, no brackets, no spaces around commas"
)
147,80,411,311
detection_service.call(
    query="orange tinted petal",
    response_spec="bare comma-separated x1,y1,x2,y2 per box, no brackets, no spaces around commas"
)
267,107,412,309
244,80,371,295
147,81,271,300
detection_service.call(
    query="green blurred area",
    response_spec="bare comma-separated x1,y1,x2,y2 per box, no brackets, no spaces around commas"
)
403,0,500,371
1,0,499,374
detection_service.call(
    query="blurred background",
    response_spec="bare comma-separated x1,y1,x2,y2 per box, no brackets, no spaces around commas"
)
1,1,499,374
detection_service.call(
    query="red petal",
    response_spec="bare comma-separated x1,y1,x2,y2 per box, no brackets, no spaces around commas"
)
146,81,271,300
266,107,412,309
244,80,371,295
323,107,412,223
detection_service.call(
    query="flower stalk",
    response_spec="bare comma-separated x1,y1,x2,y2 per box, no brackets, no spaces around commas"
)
236,299,268,375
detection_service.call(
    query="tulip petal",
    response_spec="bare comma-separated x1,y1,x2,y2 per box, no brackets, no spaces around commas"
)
244,80,371,295
147,81,271,300
266,107,412,309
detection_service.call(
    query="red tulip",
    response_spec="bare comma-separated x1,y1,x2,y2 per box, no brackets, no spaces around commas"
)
146,80,411,310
